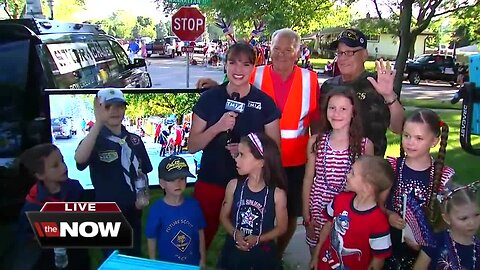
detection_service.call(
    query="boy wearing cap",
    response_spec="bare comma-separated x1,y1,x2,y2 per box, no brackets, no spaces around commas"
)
320,28,404,156
145,155,206,268
74,89,153,257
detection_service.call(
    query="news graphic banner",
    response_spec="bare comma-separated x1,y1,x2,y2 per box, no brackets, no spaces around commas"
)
26,202,133,248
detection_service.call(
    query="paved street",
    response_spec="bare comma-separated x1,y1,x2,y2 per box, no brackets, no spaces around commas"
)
147,54,225,89
318,75,459,101
147,54,459,100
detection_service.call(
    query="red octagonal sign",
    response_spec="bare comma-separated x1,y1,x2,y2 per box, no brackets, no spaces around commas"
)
171,7,206,42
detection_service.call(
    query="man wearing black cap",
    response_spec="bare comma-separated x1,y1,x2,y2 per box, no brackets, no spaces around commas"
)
321,28,404,156
145,155,206,268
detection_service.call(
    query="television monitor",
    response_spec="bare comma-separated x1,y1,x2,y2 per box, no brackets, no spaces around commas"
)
48,92,201,190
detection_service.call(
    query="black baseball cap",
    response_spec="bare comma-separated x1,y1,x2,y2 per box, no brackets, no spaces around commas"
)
329,28,367,50
158,155,194,181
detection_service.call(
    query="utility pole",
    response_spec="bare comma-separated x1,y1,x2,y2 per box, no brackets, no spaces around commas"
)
23,0,45,18
47,0,54,20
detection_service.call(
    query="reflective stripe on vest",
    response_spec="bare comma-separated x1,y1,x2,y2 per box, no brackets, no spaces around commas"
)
253,66,265,87
251,65,316,166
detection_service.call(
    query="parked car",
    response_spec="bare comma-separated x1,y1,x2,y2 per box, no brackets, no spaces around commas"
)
146,37,176,58
405,54,457,85
51,117,75,139
193,41,206,53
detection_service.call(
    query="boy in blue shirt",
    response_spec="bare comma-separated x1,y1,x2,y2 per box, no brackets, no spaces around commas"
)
146,155,206,267
75,89,153,257
14,143,90,270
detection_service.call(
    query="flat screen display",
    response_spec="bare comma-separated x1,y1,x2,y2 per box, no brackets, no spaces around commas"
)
48,93,201,190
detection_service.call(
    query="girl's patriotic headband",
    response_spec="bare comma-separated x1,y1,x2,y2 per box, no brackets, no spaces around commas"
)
247,133,264,156
437,180,480,204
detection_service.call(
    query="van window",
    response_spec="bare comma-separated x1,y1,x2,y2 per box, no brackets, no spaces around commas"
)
110,41,129,68
45,40,118,89
0,39,30,159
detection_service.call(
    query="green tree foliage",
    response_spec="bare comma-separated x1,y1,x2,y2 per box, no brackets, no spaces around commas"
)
452,4,480,44
2,0,25,18
154,0,334,37
355,16,397,37
207,24,225,40
314,5,352,30
423,19,446,49
131,16,156,38
125,93,198,120
2,0,85,20
95,12,157,39
155,21,168,38
364,0,477,95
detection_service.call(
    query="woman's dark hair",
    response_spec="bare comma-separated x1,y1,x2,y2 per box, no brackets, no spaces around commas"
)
240,133,287,191
400,108,449,223
313,86,364,162
226,42,256,65
19,143,60,177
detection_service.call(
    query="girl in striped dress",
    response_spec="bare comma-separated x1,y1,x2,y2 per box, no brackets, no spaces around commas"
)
302,87,374,254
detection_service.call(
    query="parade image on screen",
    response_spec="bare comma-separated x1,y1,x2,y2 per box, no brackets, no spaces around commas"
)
48,93,200,190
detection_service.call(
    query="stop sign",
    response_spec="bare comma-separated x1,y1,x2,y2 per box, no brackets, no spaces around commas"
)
171,7,206,42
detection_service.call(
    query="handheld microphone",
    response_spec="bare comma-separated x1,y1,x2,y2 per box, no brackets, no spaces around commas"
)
223,92,244,144
224,92,245,113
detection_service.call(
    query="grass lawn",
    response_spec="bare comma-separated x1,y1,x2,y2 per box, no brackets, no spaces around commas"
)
89,109,479,269
400,99,461,110
309,57,377,72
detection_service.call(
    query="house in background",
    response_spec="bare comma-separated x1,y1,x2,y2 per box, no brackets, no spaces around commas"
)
302,27,434,60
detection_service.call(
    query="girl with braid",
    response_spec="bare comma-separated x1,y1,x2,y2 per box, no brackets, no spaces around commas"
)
382,109,455,270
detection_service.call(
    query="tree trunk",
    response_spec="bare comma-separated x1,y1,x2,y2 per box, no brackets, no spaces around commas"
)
393,0,414,97
409,36,416,59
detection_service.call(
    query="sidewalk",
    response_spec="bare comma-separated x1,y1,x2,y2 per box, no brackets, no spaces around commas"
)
284,219,310,269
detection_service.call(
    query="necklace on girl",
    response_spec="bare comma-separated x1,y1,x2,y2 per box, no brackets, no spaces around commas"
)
393,157,434,213
234,178,269,246
321,132,354,193
447,230,477,270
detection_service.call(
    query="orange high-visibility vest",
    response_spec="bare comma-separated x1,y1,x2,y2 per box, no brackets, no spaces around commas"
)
250,65,317,167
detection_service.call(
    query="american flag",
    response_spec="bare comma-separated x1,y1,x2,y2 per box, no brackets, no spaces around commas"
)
404,192,436,247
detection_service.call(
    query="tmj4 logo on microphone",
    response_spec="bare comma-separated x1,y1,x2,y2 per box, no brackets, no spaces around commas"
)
27,202,133,248
225,99,245,113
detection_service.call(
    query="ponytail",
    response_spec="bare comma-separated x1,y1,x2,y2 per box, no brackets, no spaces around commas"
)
428,122,449,224
399,118,406,158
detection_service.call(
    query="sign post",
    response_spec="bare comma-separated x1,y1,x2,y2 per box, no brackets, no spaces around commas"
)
171,7,206,88
186,51,190,88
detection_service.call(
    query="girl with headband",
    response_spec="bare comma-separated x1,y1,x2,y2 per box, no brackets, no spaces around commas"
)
188,42,281,249
414,181,480,269
218,132,287,269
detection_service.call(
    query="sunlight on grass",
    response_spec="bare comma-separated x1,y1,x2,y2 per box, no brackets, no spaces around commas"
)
400,99,461,110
